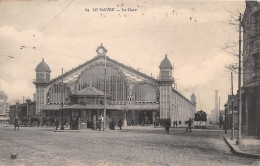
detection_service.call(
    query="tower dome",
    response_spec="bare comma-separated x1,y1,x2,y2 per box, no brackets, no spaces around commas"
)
35,58,51,72
159,54,173,69
191,93,196,98
191,93,196,105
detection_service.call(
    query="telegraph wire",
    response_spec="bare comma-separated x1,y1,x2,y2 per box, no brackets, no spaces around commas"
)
0,0,74,63
22,0,74,48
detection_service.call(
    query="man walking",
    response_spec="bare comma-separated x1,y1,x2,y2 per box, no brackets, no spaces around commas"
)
118,117,123,130
14,119,19,131
186,118,192,132
55,118,59,130
165,118,171,134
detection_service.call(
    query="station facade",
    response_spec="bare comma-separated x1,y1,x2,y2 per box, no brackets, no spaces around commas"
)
33,44,196,128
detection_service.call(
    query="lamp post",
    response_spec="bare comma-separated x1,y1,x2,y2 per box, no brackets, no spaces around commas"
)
60,68,64,130
224,104,227,134
236,13,242,145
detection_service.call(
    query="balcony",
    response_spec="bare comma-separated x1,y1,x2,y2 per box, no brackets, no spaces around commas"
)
158,76,174,82
33,79,50,84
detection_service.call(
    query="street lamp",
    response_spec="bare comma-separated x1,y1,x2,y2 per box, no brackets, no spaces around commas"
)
224,104,227,134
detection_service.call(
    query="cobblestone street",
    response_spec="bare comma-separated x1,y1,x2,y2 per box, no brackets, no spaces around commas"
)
0,125,259,166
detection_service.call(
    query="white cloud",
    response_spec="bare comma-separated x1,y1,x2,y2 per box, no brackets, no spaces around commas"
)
0,0,245,112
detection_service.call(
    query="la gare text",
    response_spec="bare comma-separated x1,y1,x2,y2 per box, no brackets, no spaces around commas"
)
85,8,137,12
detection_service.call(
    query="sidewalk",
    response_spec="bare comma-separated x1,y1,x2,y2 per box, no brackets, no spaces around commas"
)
221,130,260,159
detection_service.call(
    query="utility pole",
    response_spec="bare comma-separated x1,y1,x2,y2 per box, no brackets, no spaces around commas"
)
236,13,242,145
225,104,227,134
61,68,64,130
103,55,107,131
231,72,234,140
219,96,220,124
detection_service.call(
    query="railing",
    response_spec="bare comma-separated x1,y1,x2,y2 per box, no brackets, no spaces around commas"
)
158,76,174,82
33,79,50,83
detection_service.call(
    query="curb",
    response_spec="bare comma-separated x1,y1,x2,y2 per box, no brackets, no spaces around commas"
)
221,134,260,159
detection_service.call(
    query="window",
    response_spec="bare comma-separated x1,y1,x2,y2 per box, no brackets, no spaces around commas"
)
253,11,260,36
78,65,127,102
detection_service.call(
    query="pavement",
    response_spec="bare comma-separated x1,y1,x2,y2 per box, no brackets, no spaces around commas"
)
0,124,259,166
221,130,260,159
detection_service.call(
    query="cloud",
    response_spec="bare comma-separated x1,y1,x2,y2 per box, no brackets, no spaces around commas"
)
0,0,245,112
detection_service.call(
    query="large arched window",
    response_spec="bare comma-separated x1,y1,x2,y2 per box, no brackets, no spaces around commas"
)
133,83,157,101
77,64,127,101
47,84,70,104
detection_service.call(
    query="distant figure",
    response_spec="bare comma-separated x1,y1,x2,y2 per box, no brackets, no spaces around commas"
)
118,117,123,130
11,153,18,160
97,118,101,131
14,119,19,131
55,118,59,130
131,119,134,126
110,118,116,130
154,119,159,127
219,116,223,129
165,118,171,134
186,118,192,132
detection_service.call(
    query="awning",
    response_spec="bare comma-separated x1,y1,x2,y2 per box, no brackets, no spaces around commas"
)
41,103,157,111
41,105,62,111
41,104,120,111
63,104,103,110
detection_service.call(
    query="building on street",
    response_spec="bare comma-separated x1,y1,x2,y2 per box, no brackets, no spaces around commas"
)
0,91,9,123
33,44,196,129
9,99,36,125
241,1,260,138
225,94,238,130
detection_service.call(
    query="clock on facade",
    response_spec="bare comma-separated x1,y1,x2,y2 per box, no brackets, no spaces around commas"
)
96,43,107,55
98,48,104,54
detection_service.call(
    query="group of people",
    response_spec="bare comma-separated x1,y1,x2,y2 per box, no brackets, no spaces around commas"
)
13,116,193,133
164,118,193,134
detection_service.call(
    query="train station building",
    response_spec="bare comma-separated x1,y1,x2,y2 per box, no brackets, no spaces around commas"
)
33,44,196,128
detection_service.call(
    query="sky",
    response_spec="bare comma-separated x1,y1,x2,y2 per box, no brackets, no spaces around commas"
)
0,0,245,115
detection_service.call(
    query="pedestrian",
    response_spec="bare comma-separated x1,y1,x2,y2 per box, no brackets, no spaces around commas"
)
55,118,59,130
165,118,171,134
97,118,101,131
14,119,19,131
131,119,134,126
118,117,123,130
110,118,115,130
186,118,192,132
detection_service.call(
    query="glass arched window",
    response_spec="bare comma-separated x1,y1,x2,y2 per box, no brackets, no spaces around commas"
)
133,83,157,101
47,84,70,104
77,64,127,101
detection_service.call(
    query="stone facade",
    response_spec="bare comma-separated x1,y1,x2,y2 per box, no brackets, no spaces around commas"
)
33,45,196,126
241,1,260,138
